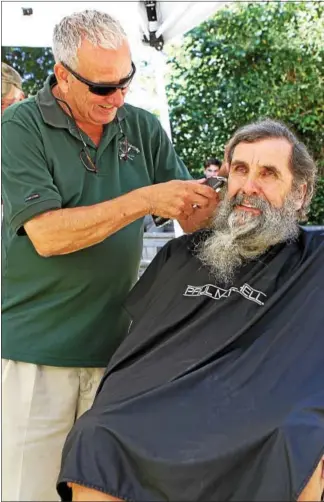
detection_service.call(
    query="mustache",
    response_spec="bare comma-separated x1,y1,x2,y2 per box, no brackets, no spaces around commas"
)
229,193,271,212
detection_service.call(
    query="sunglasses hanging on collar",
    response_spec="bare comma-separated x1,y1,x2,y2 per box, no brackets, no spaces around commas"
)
55,95,140,168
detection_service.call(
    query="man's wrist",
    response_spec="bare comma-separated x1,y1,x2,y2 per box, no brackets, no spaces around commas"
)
134,186,154,215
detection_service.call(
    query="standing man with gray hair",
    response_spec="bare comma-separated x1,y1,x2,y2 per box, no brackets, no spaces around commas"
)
1,10,218,502
1,62,24,113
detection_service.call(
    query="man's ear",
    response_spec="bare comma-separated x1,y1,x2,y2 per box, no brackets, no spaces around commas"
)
53,62,70,94
219,142,231,177
294,183,307,211
218,163,229,177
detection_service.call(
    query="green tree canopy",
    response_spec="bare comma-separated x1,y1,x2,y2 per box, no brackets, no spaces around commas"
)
166,1,324,223
2,46,54,96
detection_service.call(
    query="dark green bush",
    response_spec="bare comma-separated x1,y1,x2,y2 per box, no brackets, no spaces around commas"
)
309,177,324,225
166,1,324,224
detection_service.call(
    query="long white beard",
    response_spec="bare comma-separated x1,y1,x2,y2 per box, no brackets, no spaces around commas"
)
196,192,300,285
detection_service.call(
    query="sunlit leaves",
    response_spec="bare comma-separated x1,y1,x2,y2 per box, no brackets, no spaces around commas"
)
165,2,324,223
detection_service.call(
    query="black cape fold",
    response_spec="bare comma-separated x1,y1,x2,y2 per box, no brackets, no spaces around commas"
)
58,228,324,501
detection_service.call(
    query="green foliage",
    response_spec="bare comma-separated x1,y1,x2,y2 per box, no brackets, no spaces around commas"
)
309,177,324,225
1,46,54,96
166,2,324,224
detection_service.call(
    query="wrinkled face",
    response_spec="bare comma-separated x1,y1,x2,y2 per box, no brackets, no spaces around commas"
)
55,38,132,125
204,164,220,178
227,138,302,215
1,85,24,113
196,138,307,284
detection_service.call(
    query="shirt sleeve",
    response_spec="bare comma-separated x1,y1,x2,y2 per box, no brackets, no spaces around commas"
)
2,117,62,234
153,121,192,183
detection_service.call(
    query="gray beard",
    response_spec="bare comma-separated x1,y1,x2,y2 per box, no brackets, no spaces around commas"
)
196,192,300,285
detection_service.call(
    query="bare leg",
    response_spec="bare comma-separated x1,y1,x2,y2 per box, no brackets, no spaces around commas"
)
69,483,123,501
297,457,324,501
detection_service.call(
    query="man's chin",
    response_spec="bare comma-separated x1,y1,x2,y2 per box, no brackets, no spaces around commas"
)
92,107,117,125
229,208,263,229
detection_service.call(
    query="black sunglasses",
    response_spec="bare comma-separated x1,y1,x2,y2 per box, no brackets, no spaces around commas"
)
61,61,136,96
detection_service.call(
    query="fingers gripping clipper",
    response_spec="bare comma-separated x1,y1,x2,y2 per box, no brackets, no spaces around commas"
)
152,176,228,228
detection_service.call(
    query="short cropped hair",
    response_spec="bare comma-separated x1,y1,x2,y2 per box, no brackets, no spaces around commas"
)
204,158,222,169
52,10,127,70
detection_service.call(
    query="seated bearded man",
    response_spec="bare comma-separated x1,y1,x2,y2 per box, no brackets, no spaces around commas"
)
57,119,324,502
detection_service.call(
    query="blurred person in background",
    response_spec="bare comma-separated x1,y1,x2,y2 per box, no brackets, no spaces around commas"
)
1,62,24,113
204,157,222,178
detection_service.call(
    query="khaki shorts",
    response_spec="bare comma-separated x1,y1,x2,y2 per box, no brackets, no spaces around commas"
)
2,360,105,501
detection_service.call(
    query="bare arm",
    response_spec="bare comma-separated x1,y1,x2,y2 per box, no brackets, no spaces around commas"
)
25,180,217,257
24,188,150,257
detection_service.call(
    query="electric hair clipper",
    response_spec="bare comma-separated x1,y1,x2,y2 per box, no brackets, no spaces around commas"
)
152,176,227,228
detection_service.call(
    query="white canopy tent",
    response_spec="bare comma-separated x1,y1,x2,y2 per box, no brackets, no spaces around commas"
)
2,2,228,50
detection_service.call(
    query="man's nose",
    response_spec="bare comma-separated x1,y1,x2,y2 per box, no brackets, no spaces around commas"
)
241,176,261,197
106,89,125,108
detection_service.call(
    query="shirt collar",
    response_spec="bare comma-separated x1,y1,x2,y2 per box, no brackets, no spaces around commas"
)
35,74,127,129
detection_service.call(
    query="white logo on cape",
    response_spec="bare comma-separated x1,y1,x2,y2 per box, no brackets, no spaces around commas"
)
184,283,267,306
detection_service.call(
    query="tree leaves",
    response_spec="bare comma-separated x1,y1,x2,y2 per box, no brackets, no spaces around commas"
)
1,46,54,96
166,2,324,223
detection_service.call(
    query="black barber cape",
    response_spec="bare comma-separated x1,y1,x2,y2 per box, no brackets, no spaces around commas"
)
58,228,324,501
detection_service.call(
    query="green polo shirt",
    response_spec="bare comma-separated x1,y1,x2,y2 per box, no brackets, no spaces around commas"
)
2,75,191,367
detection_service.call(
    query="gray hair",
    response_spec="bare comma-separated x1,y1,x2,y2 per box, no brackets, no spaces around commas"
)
225,119,317,221
52,10,127,69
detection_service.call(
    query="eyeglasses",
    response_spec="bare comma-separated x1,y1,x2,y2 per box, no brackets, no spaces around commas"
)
55,96,98,173
61,62,136,96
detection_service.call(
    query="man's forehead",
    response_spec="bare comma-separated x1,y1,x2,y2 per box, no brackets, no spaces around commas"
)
232,138,292,170
77,38,131,78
